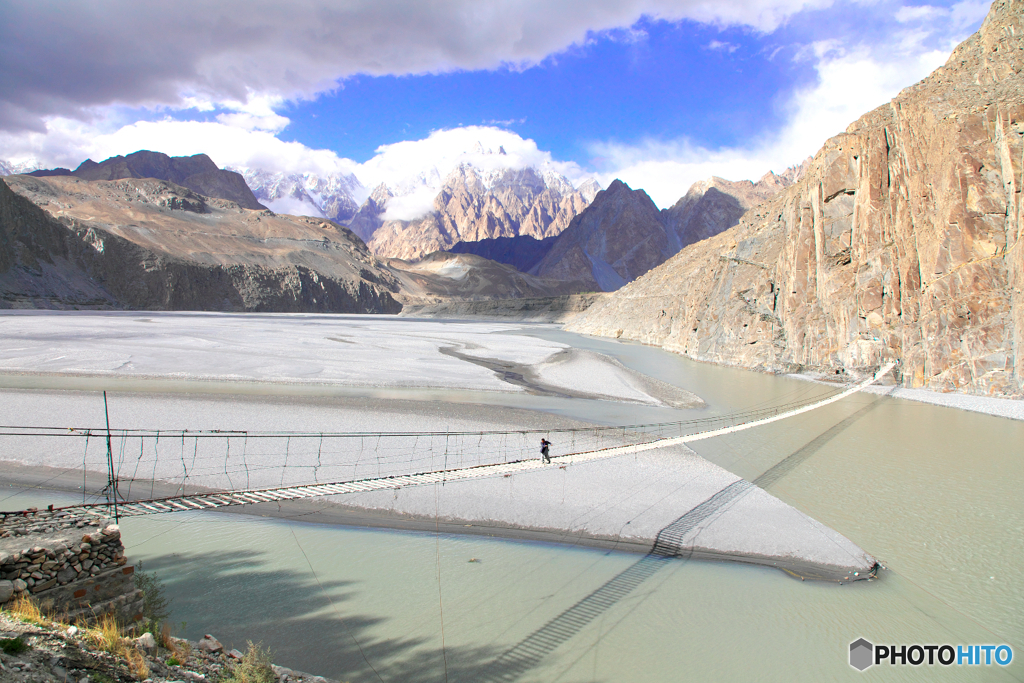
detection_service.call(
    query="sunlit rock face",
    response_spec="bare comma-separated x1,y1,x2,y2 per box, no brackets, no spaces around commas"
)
365,165,600,259
570,0,1024,397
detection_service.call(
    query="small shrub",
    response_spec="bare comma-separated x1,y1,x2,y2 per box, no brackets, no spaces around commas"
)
222,641,275,683
167,656,181,666
172,637,193,662
0,636,28,655
134,561,170,635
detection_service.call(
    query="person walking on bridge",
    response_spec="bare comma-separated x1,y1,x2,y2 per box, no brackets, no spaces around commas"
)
540,438,552,464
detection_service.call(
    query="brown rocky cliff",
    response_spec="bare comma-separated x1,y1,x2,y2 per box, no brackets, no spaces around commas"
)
568,0,1024,397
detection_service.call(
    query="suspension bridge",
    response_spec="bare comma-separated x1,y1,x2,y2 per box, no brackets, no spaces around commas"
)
0,362,895,521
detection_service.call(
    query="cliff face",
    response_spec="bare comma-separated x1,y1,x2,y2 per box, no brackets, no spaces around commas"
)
569,0,1024,397
0,176,402,313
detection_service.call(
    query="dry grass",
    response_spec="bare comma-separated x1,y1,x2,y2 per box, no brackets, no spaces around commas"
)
85,613,124,655
83,612,149,679
5,599,148,678
6,594,48,625
125,647,150,679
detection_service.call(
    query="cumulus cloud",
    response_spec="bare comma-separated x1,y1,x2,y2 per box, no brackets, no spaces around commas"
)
0,115,595,218
588,3,975,207
1,0,833,132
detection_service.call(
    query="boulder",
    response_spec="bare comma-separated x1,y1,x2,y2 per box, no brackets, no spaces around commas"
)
137,632,157,651
0,579,13,603
197,634,223,654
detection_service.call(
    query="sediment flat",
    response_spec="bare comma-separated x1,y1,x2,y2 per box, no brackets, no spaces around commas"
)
0,311,877,581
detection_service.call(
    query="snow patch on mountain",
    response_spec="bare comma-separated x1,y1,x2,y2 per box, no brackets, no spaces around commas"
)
236,168,364,223
0,158,41,176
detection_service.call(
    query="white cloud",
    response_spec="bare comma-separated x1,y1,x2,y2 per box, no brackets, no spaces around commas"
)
0,116,359,179
262,195,327,218
707,40,740,52
0,1,991,217
382,189,441,222
363,126,586,187
0,0,835,132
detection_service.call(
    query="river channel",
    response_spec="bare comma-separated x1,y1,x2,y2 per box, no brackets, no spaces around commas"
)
3,320,1022,682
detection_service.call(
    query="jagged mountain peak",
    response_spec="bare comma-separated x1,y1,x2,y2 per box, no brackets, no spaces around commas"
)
366,164,603,259
369,182,394,205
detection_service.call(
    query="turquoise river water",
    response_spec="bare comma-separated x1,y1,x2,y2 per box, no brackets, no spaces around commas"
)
3,323,1022,682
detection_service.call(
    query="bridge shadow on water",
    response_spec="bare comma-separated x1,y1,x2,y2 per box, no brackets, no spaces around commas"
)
752,398,882,489
139,400,881,682
477,398,884,681
143,548,502,683
477,479,755,683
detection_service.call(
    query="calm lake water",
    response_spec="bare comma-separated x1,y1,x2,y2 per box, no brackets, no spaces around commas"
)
3,322,1022,682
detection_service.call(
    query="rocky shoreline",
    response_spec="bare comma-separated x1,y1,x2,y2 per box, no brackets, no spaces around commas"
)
0,506,339,682
0,612,338,683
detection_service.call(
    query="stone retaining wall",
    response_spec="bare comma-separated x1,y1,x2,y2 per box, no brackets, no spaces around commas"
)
0,508,143,625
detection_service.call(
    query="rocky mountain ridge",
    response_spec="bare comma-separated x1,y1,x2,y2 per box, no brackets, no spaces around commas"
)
530,169,802,291
0,168,590,310
27,151,267,211
365,164,601,259
0,174,402,313
569,0,1024,397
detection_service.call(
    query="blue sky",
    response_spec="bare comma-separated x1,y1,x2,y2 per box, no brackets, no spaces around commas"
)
0,0,992,208
279,19,801,165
